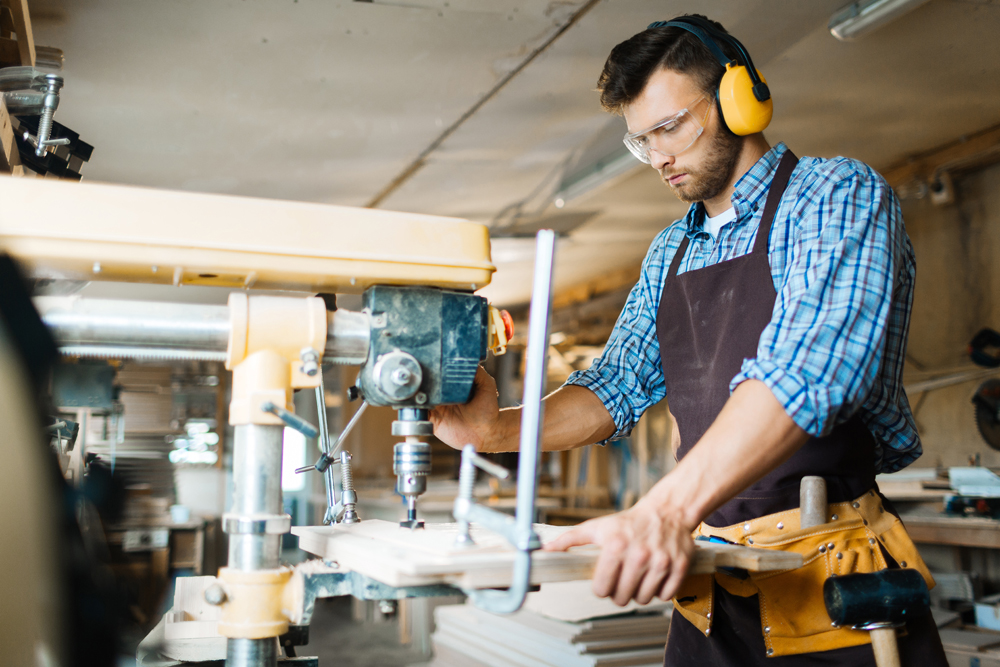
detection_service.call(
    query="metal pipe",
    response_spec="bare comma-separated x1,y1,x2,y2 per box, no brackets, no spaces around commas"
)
513,228,555,538
330,401,368,459
226,638,277,667
227,425,284,572
325,309,370,364
314,379,338,515
35,296,231,352
225,424,284,667
35,296,371,364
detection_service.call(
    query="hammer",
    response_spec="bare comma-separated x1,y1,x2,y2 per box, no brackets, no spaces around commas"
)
823,569,930,667
800,475,827,529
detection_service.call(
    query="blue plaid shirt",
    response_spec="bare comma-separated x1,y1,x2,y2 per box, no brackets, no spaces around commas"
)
565,143,920,473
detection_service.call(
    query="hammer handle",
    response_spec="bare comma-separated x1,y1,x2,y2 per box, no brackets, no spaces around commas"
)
800,475,827,529
870,627,901,667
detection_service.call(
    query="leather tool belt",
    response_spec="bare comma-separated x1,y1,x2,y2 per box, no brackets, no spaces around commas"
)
672,488,935,657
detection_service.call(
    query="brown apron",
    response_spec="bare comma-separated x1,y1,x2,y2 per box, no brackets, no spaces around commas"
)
654,151,947,665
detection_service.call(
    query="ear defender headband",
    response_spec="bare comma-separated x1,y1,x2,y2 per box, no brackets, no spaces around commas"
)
647,16,773,136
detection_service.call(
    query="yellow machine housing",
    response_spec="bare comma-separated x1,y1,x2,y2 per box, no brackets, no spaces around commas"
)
0,176,495,292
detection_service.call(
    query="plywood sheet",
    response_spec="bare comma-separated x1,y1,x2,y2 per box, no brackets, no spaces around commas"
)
293,520,802,589
524,580,669,624
434,622,664,667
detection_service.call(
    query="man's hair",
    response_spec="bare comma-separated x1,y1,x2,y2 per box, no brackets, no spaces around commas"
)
597,15,739,116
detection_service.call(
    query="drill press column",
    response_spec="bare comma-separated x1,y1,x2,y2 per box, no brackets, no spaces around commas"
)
218,294,327,667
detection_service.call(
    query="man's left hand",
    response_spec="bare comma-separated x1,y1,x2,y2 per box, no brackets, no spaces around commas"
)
543,501,695,606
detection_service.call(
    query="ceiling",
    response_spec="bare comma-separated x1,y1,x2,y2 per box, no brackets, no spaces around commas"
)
28,0,1000,306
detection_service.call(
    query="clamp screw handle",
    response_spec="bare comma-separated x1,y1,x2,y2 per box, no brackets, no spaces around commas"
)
463,446,511,480
261,401,319,439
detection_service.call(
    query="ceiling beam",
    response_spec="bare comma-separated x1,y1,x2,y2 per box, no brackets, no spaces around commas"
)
552,264,640,311
881,122,1000,187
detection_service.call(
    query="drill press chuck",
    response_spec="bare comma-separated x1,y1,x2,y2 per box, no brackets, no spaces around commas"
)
394,440,431,529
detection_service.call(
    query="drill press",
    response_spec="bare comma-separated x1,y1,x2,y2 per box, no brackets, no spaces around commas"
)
3,175,506,667
355,284,492,528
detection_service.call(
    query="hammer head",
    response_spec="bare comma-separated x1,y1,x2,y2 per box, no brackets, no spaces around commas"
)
823,569,930,628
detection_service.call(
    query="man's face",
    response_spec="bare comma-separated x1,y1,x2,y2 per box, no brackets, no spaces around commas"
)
623,68,741,204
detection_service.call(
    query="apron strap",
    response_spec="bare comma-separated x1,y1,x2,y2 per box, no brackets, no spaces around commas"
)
667,149,799,277
667,235,691,278
752,150,799,255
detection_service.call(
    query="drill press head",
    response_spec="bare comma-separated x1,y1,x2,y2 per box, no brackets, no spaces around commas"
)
356,285,492,528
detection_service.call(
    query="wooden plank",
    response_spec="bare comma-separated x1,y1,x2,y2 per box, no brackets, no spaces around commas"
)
938,628,1000,652
522,580,669,624
3,0,34,66
293,520,802,589
881,123,1000,187
566,447,582,509
902,515,1000,549
1,6,13,38
0,97,21,173
0,35,17,67
551,265,641,311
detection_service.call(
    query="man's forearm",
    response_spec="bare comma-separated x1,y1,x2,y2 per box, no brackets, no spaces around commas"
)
643,379,810,530
482,385,616,453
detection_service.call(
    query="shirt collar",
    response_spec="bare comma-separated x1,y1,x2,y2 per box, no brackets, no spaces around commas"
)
682,142,789,240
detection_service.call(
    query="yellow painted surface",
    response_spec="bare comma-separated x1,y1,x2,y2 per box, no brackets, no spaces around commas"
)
227,294,327,425
217,566,293,639
0,176,494,292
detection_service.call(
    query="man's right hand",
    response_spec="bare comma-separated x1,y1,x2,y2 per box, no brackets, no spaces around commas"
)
430,366,503,451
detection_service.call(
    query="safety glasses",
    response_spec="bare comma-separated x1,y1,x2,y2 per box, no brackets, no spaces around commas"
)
622,95,712,164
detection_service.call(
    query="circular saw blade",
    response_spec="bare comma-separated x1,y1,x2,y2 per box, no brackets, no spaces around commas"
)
975,379,1000,451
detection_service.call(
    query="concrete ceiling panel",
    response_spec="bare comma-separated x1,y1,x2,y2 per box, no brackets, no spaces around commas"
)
27,0,1000,307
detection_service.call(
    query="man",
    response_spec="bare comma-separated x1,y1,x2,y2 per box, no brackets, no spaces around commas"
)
432,15,947,666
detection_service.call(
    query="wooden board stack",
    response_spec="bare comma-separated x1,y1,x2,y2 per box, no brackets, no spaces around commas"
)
423,581,671,667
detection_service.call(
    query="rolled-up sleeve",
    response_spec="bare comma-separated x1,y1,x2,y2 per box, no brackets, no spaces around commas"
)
565,233,670,441
731,163,904,437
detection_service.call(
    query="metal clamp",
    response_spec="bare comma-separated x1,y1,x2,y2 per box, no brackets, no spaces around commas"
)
454,445,512,547
287,561,461,626
222,513,292,535
333,451,360,524
0,67,69,156
452,230,556,614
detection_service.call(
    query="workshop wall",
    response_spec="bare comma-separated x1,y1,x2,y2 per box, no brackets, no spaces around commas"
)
902,161,1000,469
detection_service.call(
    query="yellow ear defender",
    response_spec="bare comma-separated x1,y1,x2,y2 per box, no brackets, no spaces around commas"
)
647,16,773,136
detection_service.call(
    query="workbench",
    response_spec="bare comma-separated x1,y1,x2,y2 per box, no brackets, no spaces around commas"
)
903,514,1000,550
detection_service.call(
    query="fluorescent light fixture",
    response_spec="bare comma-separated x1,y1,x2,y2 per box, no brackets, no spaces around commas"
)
829,0,933,41
490,238,539,264
552,148,639,208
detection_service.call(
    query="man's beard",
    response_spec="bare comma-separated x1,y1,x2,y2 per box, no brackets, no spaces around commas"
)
660,128,742,203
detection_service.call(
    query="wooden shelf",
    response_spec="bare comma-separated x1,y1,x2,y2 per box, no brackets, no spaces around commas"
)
902,515,1000,549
